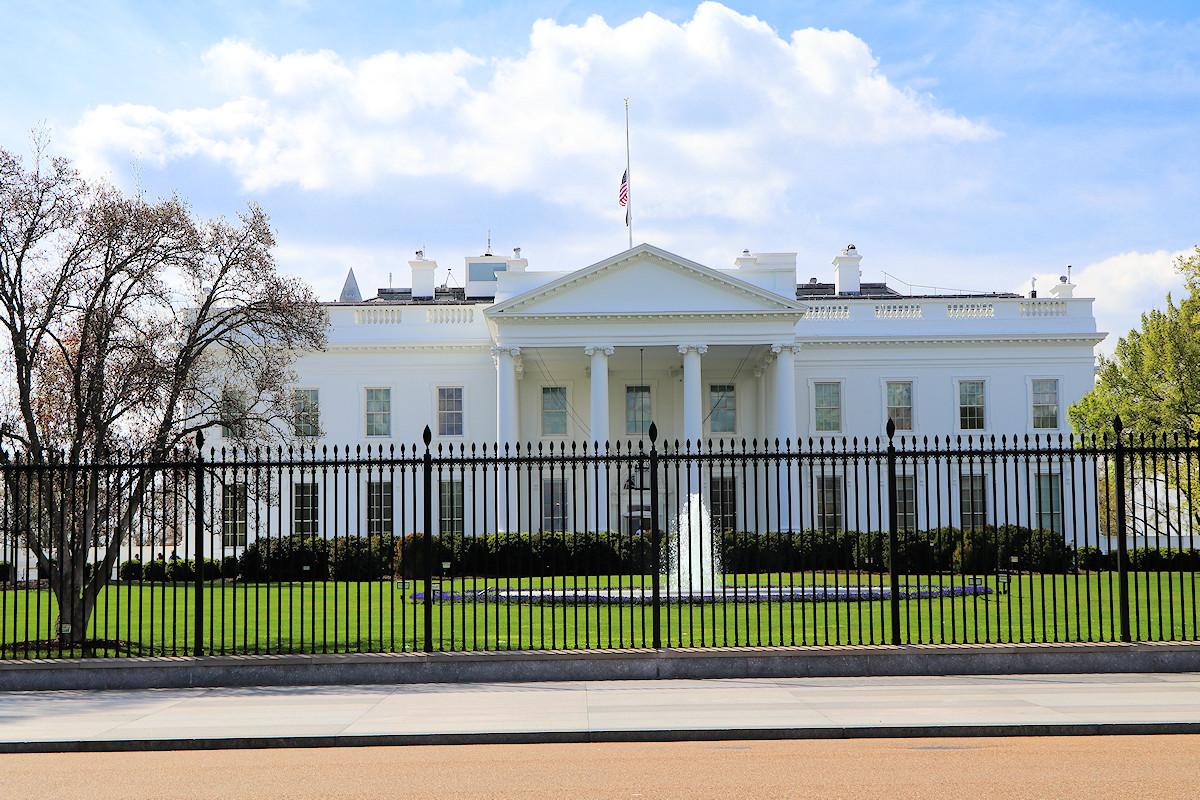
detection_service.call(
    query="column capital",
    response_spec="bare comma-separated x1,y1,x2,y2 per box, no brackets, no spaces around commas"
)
770,342,800,355
677,344,708,356
584,345,614,357
490,345,521,358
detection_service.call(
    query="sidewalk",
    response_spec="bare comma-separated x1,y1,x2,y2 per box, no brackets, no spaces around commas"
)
2,672,1199,752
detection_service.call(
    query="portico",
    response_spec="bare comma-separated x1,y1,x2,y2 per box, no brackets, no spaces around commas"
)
484,245,807,448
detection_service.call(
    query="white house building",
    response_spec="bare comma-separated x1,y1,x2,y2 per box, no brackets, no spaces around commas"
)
277,243,1102,450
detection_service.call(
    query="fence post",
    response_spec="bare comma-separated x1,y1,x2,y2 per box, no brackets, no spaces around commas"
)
193,432,205,658
422,426,434,653
649,422,661,649
886,419,901,645
1113,415,1131,642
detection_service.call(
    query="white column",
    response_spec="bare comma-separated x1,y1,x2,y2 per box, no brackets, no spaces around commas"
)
772,342,800,532
679,345,707,448
492,346,521,447
772,343,798,445
585,346,613,447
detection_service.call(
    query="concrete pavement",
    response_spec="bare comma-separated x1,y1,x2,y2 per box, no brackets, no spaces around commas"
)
2,672,1200,752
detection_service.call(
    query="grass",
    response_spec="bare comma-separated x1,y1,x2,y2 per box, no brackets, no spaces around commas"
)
2,570,1198,659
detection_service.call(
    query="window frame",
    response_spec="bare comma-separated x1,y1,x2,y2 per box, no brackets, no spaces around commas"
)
293,388,320,438
708,384,737,435
220,390,247,439
812,380,843,434
625,384,652,436
439,478,464,536
365,387,392,438
958,469,988,530
437,386,465,438
221,483,248,547
884,379,914,432
957,379,987,433
815,473,844,533
367,479,393,537
1030,377,1061,431
541,478,569,533
541,385,569,437
293,481,319,536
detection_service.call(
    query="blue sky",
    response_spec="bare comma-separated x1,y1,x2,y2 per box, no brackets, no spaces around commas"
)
4,0,1199,352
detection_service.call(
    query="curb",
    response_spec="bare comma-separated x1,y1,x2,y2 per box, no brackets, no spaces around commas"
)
4,641,1200,691
5,721,1200,754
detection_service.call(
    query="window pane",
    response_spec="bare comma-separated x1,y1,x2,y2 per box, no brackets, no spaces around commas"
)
814,382,841,432
367,480,393,536
710,475,737,533
886,381,913,431
817,475,843,533
294,482,319,535
542,479,568,531
1032,379,1058,429
1036,473,1062,533
222,483,247,547
220,390,246,439
709,385,736,434
439,479,464,535
438,387,464,436
959,381,985,430
366,388,391,437
542,387,567,435
294,389,319,437
896,475,917,530
959,472,986,529
626,386,650,434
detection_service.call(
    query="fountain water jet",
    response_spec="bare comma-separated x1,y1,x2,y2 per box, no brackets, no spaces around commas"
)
667,492,720,596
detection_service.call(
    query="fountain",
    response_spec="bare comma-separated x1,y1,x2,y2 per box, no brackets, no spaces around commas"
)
667,492,719,597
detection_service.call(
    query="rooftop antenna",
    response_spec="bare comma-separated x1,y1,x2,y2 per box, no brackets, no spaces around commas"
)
485,230,492,256
1067,265,1072,282
388,272,392,289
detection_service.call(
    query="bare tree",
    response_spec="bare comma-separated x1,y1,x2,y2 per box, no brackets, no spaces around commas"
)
0,136,327,643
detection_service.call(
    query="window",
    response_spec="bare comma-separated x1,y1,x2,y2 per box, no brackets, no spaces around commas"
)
294,389,319,437
710,475,737,533
366,388,391,437
221,483,247,547
958,380,985,431
1036,473,1062,534
439,479,463,535
541,387,567,435
709,385,736,434
1032,379,1059,429
626,385,651,435
959,472,987,530
367,480,392,536
220,390,246,439
438,387,464,436
886,381,913,431
814,382,841,432
816,475,843,533
294,482,319,536
895,474,917,531
542,479,568,532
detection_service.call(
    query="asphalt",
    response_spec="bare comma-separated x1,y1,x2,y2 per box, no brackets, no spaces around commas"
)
2,672,1199,753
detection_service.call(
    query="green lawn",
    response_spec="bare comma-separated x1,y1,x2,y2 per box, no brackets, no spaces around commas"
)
2,571,1198,658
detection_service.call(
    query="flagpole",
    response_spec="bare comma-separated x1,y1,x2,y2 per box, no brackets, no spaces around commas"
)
625,98,632,249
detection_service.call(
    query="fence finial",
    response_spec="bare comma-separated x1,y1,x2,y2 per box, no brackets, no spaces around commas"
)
648,421,658,443
422,425,432,446
1113,414,1123,435
196,431,205,453
886,418,895,439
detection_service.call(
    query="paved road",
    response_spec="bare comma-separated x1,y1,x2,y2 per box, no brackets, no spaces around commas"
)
2,735,1198,799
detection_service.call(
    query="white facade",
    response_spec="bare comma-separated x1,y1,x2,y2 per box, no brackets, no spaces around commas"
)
270,243,1103,450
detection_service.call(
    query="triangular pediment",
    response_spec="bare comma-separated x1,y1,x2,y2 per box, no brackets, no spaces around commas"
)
486,244,804,319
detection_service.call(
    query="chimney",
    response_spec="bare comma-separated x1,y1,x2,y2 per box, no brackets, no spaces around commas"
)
734,249,757,269
410,252,436,300
506,247,527,273
1050,274,1075,299
833,244,862,295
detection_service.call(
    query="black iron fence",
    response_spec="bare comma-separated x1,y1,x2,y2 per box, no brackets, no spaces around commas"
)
2,417,1198,658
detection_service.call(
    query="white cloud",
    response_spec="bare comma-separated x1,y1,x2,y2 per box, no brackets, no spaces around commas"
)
65,2,993,217
1036,249,1190,356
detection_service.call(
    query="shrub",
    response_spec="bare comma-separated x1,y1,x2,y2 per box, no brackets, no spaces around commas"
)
142,558,167,581
330,535,396,580
239,535,329,581
221,555,239,580
1076,546,1109,571
0,561,11,583
165,558,194,581
118,559,143,581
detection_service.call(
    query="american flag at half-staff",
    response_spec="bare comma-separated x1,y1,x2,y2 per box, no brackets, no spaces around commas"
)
619,169,629,227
